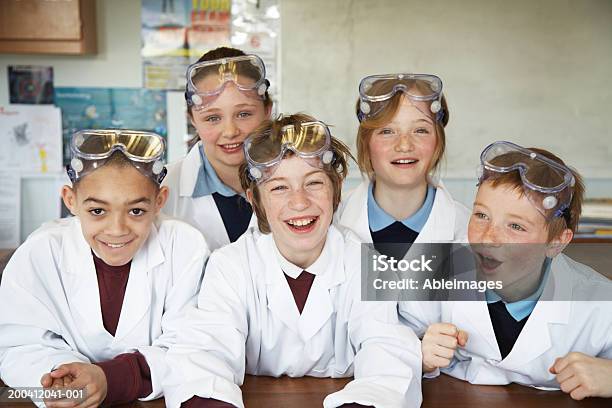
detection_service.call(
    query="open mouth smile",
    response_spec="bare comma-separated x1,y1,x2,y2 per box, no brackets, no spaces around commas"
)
285,216,319,234
99,239,133,249
391,158,418,167
476,252,503,272
219,142,243,154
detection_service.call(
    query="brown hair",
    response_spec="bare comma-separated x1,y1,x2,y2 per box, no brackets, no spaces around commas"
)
239,113,355,234
484,148,584,241
355,80,449,179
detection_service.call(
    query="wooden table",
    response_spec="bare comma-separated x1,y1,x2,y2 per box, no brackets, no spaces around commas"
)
2,374,609,407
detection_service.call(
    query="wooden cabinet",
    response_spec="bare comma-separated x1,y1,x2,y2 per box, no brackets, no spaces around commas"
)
0,0,96,55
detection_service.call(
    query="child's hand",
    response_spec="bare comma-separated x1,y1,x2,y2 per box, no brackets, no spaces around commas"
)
421,323,468,373
44,362,107,408
41,372,73,388
41,370,75,407
550,352,612,400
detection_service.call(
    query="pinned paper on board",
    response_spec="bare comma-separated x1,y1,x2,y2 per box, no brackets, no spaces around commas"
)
0,105,63,173
141,0,232,90
140,0,280,95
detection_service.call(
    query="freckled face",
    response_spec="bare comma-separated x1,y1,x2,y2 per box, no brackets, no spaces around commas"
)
257,156,334,265
468,182,551,289
368,96,437,190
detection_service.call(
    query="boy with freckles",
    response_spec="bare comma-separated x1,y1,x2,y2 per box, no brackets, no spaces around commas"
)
400,141,612,400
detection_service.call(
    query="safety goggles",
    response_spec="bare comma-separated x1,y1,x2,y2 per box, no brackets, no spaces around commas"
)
478,141,575,220
244,121,334,183
185,55,269,110
66,129,167,185
357,74,444,122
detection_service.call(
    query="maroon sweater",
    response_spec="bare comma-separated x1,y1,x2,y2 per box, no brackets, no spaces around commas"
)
91,253,153,406
182,271,371,408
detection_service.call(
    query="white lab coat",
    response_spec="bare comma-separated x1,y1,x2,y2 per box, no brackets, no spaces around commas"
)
0,216,209,404
399,254,612,389
164,225,423,408
162,142,257,251
337,178,470,245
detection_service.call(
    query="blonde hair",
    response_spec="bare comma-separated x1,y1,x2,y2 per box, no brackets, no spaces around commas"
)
356,81,449,179
239,113,355,234
485,148,584,241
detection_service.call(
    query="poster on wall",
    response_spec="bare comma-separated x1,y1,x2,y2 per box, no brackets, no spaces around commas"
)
141,0,280,144
0,105,62,173
230,0,280,108
8,65,55,105
54,87,168,165
141,0,232,90
143,0,281,146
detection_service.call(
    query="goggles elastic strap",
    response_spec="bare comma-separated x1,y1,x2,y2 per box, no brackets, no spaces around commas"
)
553,202,572,224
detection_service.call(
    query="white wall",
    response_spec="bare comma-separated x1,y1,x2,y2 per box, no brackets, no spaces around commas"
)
1,0,611,241
281,0,612,179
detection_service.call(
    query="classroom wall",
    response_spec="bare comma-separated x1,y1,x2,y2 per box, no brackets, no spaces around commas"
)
0,0,142,240
281,0,612,178
1,0,611,241
0,0,142,96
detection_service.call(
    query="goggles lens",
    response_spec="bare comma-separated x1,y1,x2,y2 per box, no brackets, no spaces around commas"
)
358,74,443,121
360,74,442,100
247,122,329,164
480,142,573,192
68,129,167,185
74,130,165,160
186,55,267,108
245,121,333,183
479,141,574,218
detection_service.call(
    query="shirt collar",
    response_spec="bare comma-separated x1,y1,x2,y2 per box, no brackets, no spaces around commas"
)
367,182,436,232
273,235,331,279
485,257,552,321
192,144,238,198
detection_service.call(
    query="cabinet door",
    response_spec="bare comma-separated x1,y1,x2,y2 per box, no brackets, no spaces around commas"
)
0,0,96,55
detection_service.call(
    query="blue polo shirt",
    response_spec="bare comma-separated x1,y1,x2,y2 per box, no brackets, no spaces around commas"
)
485,258,552,321
191,144,252,243
192,144,238,198
367,182,436,233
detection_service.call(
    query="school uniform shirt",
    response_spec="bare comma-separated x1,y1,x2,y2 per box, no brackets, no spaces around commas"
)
398,254,612,389
163,225,423,408
484,260,551,360
0,216,209,406
163,142,256,251
91,253,153,404
337,179,470,302
337,179,470,246
368,183,436,259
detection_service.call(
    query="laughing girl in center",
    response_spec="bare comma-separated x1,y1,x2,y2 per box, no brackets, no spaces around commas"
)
164,114,423,408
